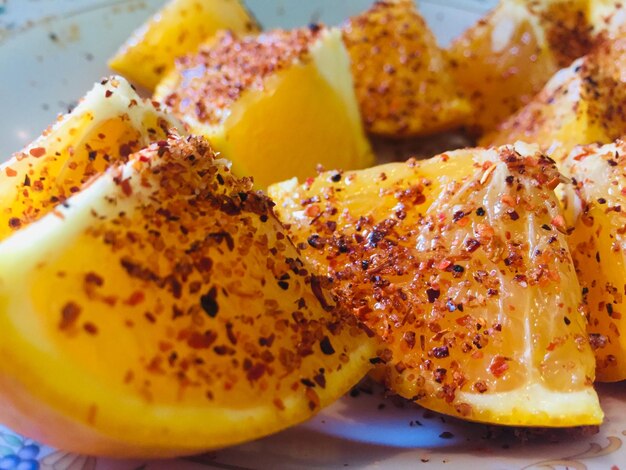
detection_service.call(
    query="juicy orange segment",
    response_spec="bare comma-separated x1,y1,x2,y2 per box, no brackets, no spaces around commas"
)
154,27,374,189
0,77,182,241
482,36,626,161
563,140,626,381
448,0,596,134
0,134,376,457
269,143,602,426
341,0,469,137
108,0,259,90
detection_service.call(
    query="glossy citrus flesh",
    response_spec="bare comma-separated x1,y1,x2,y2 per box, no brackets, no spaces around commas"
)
341,0,469,137
0,134,376,457
0,77,182,242
563,141,626,381
482,37,626,162
269,144,602,426
154,28,373,189
448,0,595,134
109,0,258,90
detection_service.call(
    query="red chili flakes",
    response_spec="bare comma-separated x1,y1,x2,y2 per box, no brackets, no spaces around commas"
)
200,286,219,317
246,362,266,381
84,272,104,286
488,355,509,378
320,336,335,355
426,288,440,303
473,381,488,393
59,301,81,330
4,167,17,177
437,259,452,270
162,28,321,125
125,291,145,306
8,218,21,229
119,143,133,157
403,331,416,349
465,238,480,252
551,215,567,233
187,330,218,349
119,178,133,197
306,387,320,411
304,204,321,218
431,346,449,358
83,322,98,335
29,147,46,158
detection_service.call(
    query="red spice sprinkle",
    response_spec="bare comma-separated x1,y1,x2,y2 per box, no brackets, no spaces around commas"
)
29,147,46,158
83,322,98,335
125,291,145,306
119,179,133,197
59,302,81,330
426,288,440,303
432,346,449,358
551,215,567,233
465,238,480,252
5,167,17,177
489,355,509,378
84,272,104,286
246,362,266,381
8,218,21,229
437,259,452,270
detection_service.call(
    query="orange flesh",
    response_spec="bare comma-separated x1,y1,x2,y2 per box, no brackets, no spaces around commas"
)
270,145,597,423
210,62,369,188
0,112,171,241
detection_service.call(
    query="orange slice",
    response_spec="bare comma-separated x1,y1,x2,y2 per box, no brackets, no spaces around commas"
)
0,133,376,457
154,26,374,189
269,143,602,426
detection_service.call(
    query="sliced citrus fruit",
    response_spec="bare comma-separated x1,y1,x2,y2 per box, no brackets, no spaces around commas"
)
154,26,374,189
563,140,626,381
269,143,602,426
341,0,469,137
448,0,596,134
0,76,182,242
0,133,376,457
482,36,626,161
108,0,259,90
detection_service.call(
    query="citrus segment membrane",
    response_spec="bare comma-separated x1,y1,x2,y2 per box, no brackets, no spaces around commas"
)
269,144,602,426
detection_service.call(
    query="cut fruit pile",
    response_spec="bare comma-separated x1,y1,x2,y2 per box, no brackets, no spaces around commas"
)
0,130,375,457
269,144,602,426
6,0,626,460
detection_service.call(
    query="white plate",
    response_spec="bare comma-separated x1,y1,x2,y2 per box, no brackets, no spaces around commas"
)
1,1,625,469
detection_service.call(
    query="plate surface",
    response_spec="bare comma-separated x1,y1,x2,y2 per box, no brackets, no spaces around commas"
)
1,1,625,469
